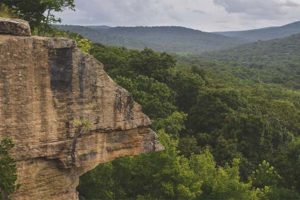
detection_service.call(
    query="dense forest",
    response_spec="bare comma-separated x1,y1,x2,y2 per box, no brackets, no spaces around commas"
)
76,44,300,200
199,33,300,89
1,1,300,200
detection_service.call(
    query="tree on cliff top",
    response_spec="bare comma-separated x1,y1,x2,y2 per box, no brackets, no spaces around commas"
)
0,4,16,18
2,0,75,30
0,138,17,200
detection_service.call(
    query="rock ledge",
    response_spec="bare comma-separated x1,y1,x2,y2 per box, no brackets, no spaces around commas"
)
0,17,31,36
0,17,162,200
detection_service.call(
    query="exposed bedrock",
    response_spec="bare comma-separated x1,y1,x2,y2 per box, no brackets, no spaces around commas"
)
0,18,163,200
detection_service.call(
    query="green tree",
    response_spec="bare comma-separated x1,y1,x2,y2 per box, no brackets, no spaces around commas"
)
116,75,177,119
178,136,201,157
250,161,281,188
167,68,205,112
0,138,17,200
78,131,202,200
249,161,300,200
0,4,15,18
152,111,187,136
128,48,176,82
76,42,300,199
275,137,300,192
190,150,258,200
2,0,75,29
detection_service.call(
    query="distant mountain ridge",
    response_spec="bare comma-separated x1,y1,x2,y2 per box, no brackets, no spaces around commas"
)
55,25,247,54
55,21,300,54
203,33,300,63
216,21,300,42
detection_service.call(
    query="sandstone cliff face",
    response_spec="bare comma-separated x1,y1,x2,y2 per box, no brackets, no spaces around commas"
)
0,18,162,200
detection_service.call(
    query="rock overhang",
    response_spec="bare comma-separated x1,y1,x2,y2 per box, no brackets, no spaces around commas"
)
0,17,163,200
0,17,31,36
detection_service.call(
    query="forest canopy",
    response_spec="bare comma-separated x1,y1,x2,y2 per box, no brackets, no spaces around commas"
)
76,44,300,200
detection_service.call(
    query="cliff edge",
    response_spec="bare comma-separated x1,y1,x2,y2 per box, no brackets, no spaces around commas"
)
0,18,163,200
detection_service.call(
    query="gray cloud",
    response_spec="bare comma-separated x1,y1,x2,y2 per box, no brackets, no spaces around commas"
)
213,0,300,19
56,0,300,31
192,9,206,15
284,0,300,7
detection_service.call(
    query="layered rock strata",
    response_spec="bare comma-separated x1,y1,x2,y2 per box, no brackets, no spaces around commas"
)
0,17,31,36
0,18,162,200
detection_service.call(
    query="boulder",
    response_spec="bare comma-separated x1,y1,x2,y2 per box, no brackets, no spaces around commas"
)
0,17,31,36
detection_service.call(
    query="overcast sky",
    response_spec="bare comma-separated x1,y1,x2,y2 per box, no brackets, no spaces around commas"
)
57,0,300,32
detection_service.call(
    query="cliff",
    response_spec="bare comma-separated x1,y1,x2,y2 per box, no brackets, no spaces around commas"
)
0,18,163,200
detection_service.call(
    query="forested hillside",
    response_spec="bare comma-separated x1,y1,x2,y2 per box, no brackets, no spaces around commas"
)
55,25,247,54
216,21,300,41
76,44,300,200
197,33,300,89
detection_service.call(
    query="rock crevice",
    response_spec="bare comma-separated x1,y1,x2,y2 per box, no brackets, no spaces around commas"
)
0,18,163,200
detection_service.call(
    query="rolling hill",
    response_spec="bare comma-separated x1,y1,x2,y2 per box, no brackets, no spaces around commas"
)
55,25,247,54
216,21,300,42
200,33,300,89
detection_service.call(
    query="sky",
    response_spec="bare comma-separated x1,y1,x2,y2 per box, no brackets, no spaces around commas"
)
57,0,300,32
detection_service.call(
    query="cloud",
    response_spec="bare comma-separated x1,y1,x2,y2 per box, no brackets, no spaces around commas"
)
284,0,300,7
56,0,300,31
192,9,206,15
213,0,300,19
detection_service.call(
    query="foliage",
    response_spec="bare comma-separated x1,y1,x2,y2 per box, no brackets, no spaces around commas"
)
79,131,202,200
275,137,300,192
198,33,300,89
0,4,16,18
32,28,93,53
79,133,260,200
250,161,281,188
2,0,75,30
72,119,92,130
77,43,300,199
115,75,177,119
152,111,187,137
76,37,92,54
74,41,300,200
0,139,17,200
250,160,300,200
